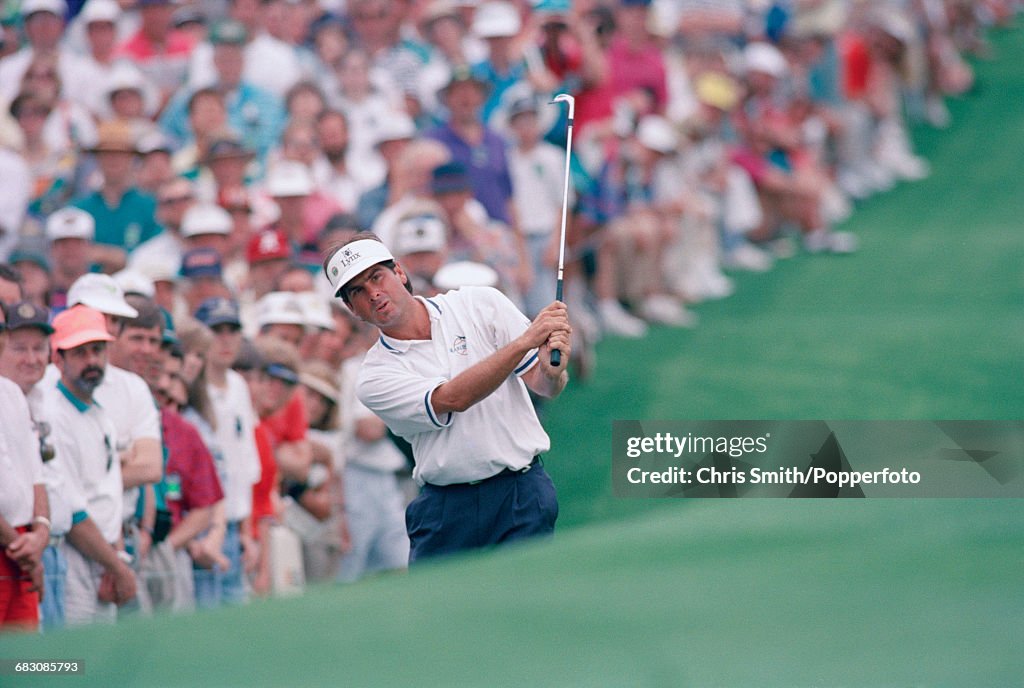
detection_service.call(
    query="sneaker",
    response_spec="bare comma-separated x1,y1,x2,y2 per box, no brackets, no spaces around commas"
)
765,235,797,259
598,299,648,338
804,229,858,255
925,96,951,129
723,242,774,272
641,295,698,328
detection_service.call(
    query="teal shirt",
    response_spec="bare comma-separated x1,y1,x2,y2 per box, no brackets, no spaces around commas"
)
73,188,162,252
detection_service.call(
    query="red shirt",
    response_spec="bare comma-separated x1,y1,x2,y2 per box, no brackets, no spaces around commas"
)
262,392,308,446
161,408,224,527
250,394,307,539
250,423,278,540
117,30,197,62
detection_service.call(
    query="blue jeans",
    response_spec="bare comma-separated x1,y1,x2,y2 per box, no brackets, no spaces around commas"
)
40,544,66,632
335,464,409,583
193,521,246,609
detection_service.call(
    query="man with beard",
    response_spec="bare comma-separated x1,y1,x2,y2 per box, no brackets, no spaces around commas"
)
314,109,377,212
43,305,137,625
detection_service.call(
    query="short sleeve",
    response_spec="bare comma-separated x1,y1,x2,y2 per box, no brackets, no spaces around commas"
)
356,357,454,438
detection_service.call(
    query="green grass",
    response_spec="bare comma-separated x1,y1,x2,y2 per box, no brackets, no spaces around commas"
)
2,28,1022,688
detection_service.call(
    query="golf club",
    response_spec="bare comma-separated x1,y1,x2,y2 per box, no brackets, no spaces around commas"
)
550,93,574,367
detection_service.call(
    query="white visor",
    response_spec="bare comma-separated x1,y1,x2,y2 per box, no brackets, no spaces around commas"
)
325,240,396,297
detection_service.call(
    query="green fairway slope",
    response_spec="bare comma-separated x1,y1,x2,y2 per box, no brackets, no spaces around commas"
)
2,27,1022,688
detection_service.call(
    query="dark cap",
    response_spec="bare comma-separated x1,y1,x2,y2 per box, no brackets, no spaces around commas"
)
262,362,299,385
193,297,242,328
180,247,223,279
205,134,252,161
506,95,538,121
209,18,248,45
3,301,54,334
431,161,472,195
8,235,50,271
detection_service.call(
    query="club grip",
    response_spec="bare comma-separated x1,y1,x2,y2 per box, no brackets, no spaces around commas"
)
550,278,564,366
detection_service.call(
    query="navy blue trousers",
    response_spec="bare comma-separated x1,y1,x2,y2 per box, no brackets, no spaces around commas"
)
406,459,559,563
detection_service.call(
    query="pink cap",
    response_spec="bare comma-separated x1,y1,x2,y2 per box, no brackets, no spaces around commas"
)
51,305,115,351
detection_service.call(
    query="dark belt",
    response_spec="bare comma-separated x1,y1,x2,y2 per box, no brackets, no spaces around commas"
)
430,456,542,488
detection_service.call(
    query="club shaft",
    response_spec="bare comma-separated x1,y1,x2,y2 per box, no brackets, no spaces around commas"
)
551,104,574,367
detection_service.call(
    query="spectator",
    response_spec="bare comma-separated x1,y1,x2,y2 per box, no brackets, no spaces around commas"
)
72,120,162,266
115,0,197,105
44,207,95,310
191,297,261,607
129,176,197,278
139,336,224,613
0,302,49,633
0,301,75,631
7,237,51,308
0,0,96,111
164,20,286,162
42,305,138,625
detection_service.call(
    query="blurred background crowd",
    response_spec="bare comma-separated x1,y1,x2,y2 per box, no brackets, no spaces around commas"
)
0,0,1018,633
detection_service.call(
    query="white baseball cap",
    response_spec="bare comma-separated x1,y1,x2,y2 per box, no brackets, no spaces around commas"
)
744,42,788,78
265,161,314,198
392,214,448,257
113,268,156,298
22,0,65,17
324,239,395,297
80,0,121,25
296,291,336,331
373,112,417,148
472,1,521,38
68,273,139,319
181,203,232,238
132,254,180,284
433,261,499,290
636,115,678,154
256,291,308,329
46,207,95,241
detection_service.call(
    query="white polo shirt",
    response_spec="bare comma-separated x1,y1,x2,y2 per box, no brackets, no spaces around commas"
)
41,380,123,544
0,378,43,528
357,287,550,486
95,365,162,520
207,370,262,522
26,385,86,537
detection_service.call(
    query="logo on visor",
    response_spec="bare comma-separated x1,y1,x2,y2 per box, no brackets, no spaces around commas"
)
331,266,339,277
340,248,361,267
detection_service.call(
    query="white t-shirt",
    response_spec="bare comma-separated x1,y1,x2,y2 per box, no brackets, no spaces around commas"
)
94,365,161,521
357,287,550,486
0,378,43,528
207,370,261,522
509,142,567,237
26,385,84,536
40,379,122,543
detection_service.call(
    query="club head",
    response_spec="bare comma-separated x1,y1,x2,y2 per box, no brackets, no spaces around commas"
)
550,93,575,118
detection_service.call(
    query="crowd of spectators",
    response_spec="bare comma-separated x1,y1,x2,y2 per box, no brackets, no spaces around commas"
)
1,0,1018,632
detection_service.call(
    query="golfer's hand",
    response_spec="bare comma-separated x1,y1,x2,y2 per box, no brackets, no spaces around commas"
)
521,302,570,351
539,325,573,376
533,302,573,373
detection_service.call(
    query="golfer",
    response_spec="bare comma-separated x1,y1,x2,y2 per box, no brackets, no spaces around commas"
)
324,233,571,562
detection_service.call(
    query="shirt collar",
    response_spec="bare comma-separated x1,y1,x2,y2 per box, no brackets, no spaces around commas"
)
377,296,443,354
56,379,91,413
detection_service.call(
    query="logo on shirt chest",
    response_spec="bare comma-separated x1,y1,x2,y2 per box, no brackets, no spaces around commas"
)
449,335,468,356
